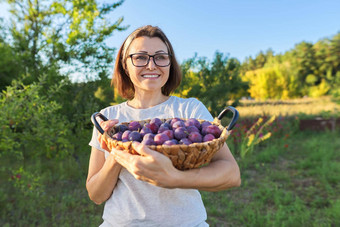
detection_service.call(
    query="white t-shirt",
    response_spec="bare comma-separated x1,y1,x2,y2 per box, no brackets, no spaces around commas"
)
89,96,214,227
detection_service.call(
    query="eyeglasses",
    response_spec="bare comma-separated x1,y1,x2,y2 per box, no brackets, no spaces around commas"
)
128,53,171,67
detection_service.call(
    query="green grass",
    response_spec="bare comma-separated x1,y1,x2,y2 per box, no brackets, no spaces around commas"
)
1,129,339,226
201,130,340,226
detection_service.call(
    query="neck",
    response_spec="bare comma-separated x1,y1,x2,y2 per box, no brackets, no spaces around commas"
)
128,92,170,109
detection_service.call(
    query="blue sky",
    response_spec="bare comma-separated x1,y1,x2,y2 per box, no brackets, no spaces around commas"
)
1,0,339,63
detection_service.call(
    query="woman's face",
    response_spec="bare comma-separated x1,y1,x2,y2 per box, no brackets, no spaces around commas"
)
125,36,170,96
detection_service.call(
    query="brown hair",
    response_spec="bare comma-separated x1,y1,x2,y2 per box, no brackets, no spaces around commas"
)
112,25,182,100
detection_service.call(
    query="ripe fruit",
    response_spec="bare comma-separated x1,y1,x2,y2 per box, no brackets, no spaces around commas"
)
203,134,215,142
174,127,188,140
128,131,142,142
188,132,203,143
108,117,223,147
203,125,221,138
128,121,142,131
154,133,170,145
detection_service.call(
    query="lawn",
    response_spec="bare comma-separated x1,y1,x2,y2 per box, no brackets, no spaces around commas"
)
202,130,340,226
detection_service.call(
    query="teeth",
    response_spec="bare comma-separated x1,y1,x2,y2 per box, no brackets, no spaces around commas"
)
142,75,159,78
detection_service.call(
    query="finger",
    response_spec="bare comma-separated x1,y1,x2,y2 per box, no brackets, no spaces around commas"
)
111,148,136,167
100,119,119,131
132,142,159,157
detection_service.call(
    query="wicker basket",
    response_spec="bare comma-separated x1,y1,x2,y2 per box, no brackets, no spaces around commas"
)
91,106,239,170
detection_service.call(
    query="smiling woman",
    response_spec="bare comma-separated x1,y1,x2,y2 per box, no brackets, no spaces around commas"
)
86,25,241,227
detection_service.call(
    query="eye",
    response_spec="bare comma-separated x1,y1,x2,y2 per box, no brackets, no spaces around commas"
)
155,54,168,60
135,55,148,61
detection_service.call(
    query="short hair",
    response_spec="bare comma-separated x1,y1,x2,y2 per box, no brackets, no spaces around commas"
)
112,25,182,100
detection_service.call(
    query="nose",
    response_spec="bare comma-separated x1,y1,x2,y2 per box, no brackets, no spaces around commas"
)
146,56,156,69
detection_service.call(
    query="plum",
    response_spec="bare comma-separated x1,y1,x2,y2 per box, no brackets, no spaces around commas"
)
140,126,152,136
154,133,170,145
112,131,123,140
170,118,183,126
162,129,174,139
163,140,178,146
203,134,215,142
122,130,131,141
188,132,203,143
157,124,170,133
141,137,155,145
117,124,128,133
144,122,159,134
187,125,200,134
179,138,192,145
172,121,186,130
185,118,201,129
174,127,189,140
203,125,221,138
201,121,212,131
150,118,162,127
128,131,142,142
143,133,155,140
128,121,142,131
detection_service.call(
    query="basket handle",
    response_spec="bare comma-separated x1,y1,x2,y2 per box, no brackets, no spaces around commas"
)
217,106,239,131
91,112,108,135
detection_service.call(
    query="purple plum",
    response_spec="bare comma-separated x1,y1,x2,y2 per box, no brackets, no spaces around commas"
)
187,125,200,134
140,126,152,136
150,118,162,127
179,138,192,145
128,121,142,131
172,121,186,130
122,130,131,141
128,131,142,142
185,118,201,129
112,131,123,140
154,133,170,145
162,129,174,139
174,127,189,140
188,132,203,143
203,134,215,142
117,124,128,133
144,122,159,134
203,125,221,138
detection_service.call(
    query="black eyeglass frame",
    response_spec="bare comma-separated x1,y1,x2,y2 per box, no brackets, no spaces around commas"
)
128,53,172,67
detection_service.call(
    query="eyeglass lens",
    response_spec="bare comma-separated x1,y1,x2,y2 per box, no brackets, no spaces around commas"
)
130,53,170,67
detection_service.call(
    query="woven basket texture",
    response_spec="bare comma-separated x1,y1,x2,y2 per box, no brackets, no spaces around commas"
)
102,118,230,170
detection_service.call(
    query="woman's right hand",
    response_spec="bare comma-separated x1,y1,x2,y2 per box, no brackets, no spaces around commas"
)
98,119,119,152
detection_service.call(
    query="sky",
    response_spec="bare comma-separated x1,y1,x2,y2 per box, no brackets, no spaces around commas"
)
1,0,339,64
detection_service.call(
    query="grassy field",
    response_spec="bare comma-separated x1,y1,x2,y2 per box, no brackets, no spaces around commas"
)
2,97,340,226
203,130,340,226
236,96,340,119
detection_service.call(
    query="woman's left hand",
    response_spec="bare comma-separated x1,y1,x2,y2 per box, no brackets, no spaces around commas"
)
111,142,180,188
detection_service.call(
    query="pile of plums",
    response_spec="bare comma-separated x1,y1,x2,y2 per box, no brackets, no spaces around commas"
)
110,118,222,146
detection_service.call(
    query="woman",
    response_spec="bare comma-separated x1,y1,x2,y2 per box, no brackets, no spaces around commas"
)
87,25,241,227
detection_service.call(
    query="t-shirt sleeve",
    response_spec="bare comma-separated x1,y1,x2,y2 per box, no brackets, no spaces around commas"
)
189,99,214,122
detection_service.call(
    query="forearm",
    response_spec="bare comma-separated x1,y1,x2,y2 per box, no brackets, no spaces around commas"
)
172,144,241,191
86,155,122,204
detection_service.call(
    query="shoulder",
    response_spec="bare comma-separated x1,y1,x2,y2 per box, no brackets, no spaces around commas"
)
170,96,213,121
171,96,202,106
99,102,127,118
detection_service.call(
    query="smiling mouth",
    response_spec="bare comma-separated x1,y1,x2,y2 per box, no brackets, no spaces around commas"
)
142,74,160,78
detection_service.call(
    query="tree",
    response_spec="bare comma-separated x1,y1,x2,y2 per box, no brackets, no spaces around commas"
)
177,52,247,116
2,0,127,87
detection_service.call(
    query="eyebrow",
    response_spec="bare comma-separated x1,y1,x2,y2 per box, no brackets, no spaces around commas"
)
137,50,167,54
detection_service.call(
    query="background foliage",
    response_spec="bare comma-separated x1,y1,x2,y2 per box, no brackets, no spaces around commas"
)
0,0,339,225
